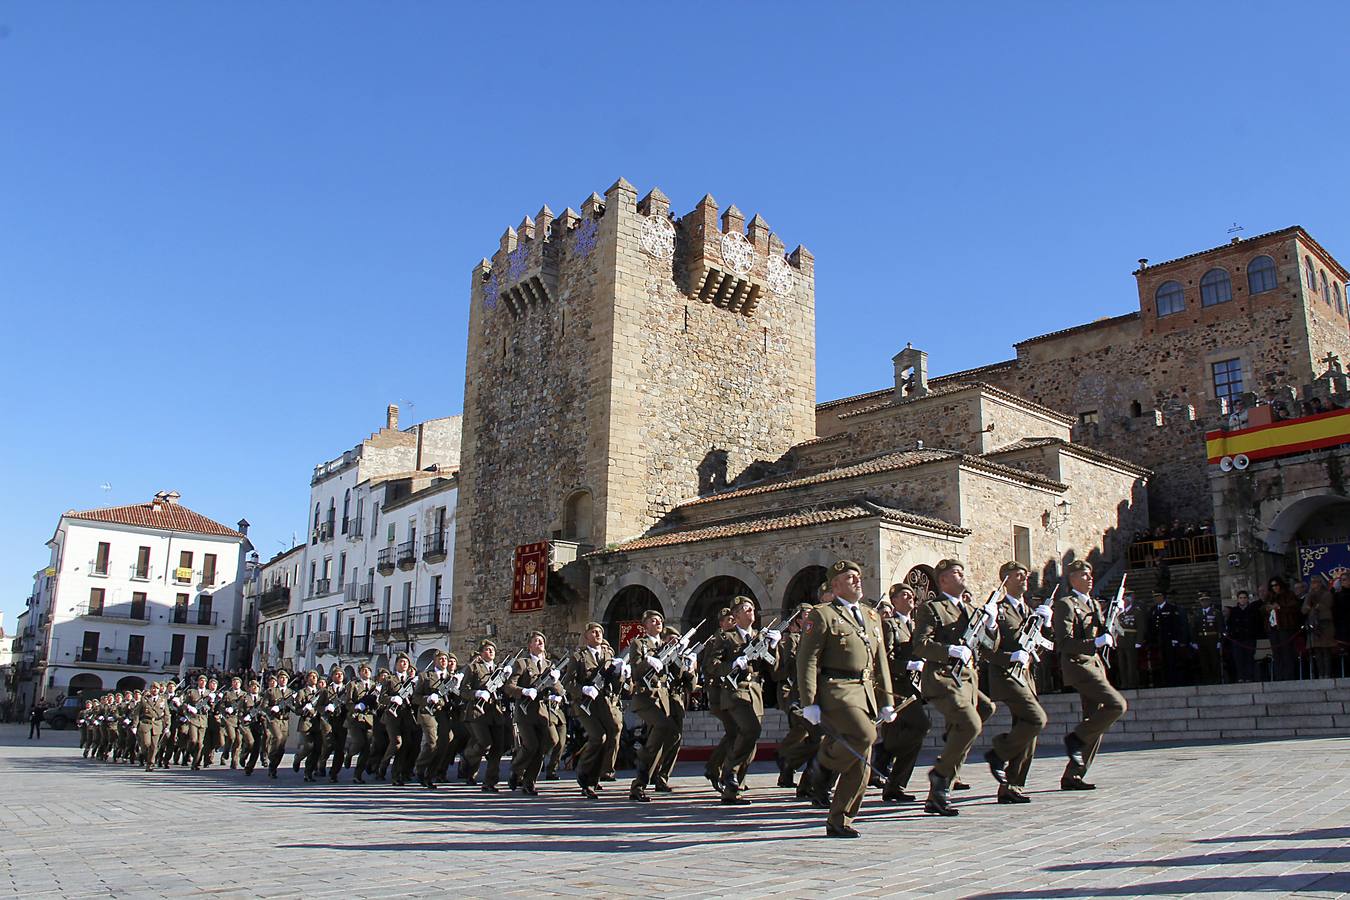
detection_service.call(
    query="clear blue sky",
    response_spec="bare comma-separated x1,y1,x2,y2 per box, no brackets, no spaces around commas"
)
3,3,1348,627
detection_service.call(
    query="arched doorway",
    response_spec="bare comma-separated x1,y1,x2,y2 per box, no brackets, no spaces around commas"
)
373,653,390,673
415,648,439,671
343,665,357,682
684,576,758,633
904,564,937,603
69,673,103,697
116,675,146,692
604,585,660,651
780,566,828,615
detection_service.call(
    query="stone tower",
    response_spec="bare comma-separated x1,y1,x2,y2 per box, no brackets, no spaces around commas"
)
451,178,816,647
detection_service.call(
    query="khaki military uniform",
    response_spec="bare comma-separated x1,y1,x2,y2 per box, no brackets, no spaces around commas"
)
877,613,931,798
505,655,566,791
626,634,680,796
262,684,292,776
412,669,454,783
218,688,245,768
183,686,212,768
344,678,380,781
986,596,1049,793
913,595,997,780
566,644,621,792
1055,590,1128,779
459,658,508,788
379,670,417,784
797,599,893,830
135,693,167,771
698,629,734,785
238,690,265,774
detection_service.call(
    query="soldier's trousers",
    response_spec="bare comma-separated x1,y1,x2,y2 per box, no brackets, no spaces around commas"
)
880,698,930,792
240,721,260,772
1198,641,1222,684
990,681,1046,789
265,719,289,771
185,722,206,767
574,701,620,786
656,700,685,783
137,724,163,770
631,702,678,783
345,721,372,776
440,718,468,777
1064,664,1126,774
928,684,994,780
378,714,415,778
546,715,567,776
818,702,878,829
704,704,735,778
511,713,560,787
463,711,509,786
414,712,448,775
321,719,346,775
219,720,239,766
778,706,822,772
719,697,762,787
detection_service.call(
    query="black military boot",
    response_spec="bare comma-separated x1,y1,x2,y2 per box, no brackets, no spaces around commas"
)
720,767,750,805
925,770,959,816
807,758,835,810
629,770,651,803
984,748,1008,785
775,754,796,789
1064,732,1086,769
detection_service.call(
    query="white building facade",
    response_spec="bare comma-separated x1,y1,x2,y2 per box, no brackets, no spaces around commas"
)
253,405,461,677
25,491,251,701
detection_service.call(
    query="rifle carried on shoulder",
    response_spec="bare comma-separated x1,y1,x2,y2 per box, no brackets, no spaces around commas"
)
722,608,801,690
1008,585,1058,685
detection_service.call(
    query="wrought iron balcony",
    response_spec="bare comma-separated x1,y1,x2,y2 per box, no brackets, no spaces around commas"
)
396,541,417,570
376,547,396,574
422,531,449,562
74,649,153,668
406,603,451,631
315,578,332,597
171,608,220,627
75,603,150,623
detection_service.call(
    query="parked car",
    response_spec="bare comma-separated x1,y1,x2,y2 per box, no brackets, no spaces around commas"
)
44,691,110,730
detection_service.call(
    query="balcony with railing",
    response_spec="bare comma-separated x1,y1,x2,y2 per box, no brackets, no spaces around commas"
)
170,608,221,627
344,632,372,655
407,603,451,632
170,653,218,670
347,517,364,540
376,547,396,575
260,584,291,613
396,540,417,570
422,531,449,562
345,582,374,606
88,556,110,578
172,567,197,585
75,648,153,668
1126,534,1219,569
75,603,150,623
129,563,153,582
314,521,334,543
312,630,339,654
370,609,408,636
314,578,333,597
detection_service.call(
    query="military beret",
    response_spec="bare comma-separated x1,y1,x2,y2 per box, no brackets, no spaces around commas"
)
642,609,664,620
1065,560,1093,574
999,561,1029,581
795,603,814,617
831,559,862,576
661,626,680,638
527,630,547,642
434,649,450,658
478,639,497,651
717,607,733,620
934,558,965,578
357,661,372,670
395,652,410,663
446,652,458,662
875,598,894,610
888,582,915,599
730,595,756,612
585,621,604,632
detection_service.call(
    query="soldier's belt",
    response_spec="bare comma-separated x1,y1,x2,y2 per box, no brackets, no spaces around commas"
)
820,668,866,681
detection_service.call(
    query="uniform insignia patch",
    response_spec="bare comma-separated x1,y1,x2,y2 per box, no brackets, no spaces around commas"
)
804,619,814,633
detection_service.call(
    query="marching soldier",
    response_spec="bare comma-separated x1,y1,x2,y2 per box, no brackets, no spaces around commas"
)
134,682,167,773
201,676,222,767
626,610,682,803
218,676,245,769
566,622,624,800
184,674,212,770
160,681,183,768
459,640,509,792
505,632,566,795
262,672,293,779
797,559,895,837
712,597,779,805
1055,559,1128,790
436,654,467,784
345,662,380,783
316,668,348,783
699,607,735,792
878,582,931,803
774,604,820,796
239,679,265,775
379,654,417,785
656,625,699,792
983,561,1052,804
913,558,998,816
78,699,94,758
294,670,322,781
413,651,455,789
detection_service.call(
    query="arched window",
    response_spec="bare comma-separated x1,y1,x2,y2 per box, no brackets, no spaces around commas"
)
341,489,351,534
1321,270,1330,302
562,490,593,543
1200,268,1233,307
1247,255,1277,294
1335,282,1344,316
1307,256,1317,291
313,503,322,544
1155,280,1185,317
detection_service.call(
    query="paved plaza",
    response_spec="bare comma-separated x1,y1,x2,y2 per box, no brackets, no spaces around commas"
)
1,725,1347,898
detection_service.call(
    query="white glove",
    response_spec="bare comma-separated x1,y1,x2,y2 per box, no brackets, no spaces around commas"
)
948,645,973,663
548,694,562,704
270,705,280,714
324,704,336,713
608,658,625,673
646,656,664,672
621,662,632,679
879,705,897,723
389,696,403,706
355,703,366,712
1134,643,1143,649
581,685,599,699
1035,604,1054,621
906,659,925,672
982,604,998,629
548,668,561,681
765,629,782,647
681,652,697,670
186,705,198,715
225,706,235,714
302,703,315,714
522,688,537,700
474,690,490,701
1010,650,1031,664
732,655,748,671
800,704,822,725
1095,634,1116,649
427,693,440,705
123,718,131,725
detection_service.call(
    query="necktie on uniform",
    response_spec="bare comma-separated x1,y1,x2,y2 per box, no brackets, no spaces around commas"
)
850,605,864,629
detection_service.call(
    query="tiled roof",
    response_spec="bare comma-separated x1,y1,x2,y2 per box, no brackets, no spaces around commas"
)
1014,312,1141,348
986,437,1152,475
677,446,1065,510
835,381,1075,425
928,359,1018,386
594,500,968,554
65,501,247,539
1140,226,1302,272
816,387,893,412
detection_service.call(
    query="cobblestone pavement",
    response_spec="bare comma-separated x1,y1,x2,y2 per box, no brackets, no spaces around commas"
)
2,725,1347,898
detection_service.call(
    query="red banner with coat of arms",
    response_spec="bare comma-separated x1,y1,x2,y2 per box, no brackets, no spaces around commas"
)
511,542,549,613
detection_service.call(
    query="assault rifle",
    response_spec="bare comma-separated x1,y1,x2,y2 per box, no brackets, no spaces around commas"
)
952,576,1012,686
578,656,627,717
472,649,524,711
722,609,801,690
1099,573,1129,662
641,622,704,691
526,658,574,704
1008,585,1058,686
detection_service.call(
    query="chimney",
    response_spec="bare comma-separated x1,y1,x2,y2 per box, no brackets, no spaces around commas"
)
1137,258,1149,270
893,343,929,401
237,518,250,536
152,491,168,508
165,491,180,505
387,404,399,431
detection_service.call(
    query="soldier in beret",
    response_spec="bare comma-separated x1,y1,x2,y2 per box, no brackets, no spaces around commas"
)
983,561,1053,803
1055,559,1128,790
699,607,735,791
379,653,417,785
710,596,778,804
913,558,998,816
459,639,509,792
505,632,567,796
626,610,681,802
797,559,895,837
877,581,931,803
344,662,380,783
566,622,623,800
775,603,820,796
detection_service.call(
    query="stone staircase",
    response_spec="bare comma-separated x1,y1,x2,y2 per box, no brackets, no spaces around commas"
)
1099,560,1222,604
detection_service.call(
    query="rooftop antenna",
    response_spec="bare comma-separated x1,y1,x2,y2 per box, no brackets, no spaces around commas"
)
99,482,112,493
1227,222,1245,240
